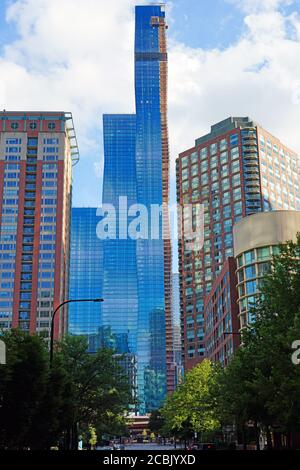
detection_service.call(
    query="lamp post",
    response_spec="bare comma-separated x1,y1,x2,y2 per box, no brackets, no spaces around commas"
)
50,298,104,365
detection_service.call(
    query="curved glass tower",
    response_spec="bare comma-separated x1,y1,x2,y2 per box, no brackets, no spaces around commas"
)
102,5,173,413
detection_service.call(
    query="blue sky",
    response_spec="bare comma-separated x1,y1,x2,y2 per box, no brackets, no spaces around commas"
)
0,2,14,47
169,0,245,49
0,1,242,48
0,0,300,272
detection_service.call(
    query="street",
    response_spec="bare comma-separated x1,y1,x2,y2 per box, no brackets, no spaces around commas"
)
97,443,185,451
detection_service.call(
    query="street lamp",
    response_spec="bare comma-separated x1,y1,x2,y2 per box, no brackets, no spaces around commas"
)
50,298,104,365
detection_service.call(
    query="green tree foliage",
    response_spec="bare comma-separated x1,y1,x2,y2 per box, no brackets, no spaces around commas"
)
148,409,165,434
217,235,300,448
162,359,220,439
52,335,132,449
88,426,97,448
0,330,49,449
0,331,131,449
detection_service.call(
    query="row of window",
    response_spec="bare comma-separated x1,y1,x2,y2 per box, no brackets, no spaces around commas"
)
9,122,57,130
181,134,240,168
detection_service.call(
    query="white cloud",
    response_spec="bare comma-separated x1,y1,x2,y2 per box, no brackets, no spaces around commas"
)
226,0,293,14
167,1,300,203
0,0,300,209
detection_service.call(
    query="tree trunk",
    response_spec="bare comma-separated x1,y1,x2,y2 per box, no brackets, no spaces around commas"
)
286,430,291,449
66,427,71,450
266,426,273,450
71,422,78,450
242,426,247,451
254,421,260,451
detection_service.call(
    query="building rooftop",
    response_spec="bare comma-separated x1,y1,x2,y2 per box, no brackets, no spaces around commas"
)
0,110,80,165
195,116,258,147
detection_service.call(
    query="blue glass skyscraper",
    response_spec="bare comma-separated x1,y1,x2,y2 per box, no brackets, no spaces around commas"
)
102,5,173,413
69,208,103,353
102,115,138,357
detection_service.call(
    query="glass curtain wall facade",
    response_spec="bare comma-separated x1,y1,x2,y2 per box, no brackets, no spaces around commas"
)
68,208,103,352
233,210,300,329
102,114,139,363
102,5,173,413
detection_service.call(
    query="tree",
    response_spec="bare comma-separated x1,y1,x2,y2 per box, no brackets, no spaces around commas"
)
0,330,49,449
96,411,129,442
162,360,220,441
148,409,165,435
217,235,300,449
88,426,97,449
0,331,132,449
53,335,132,449
215,336,272,450
249,236,300,446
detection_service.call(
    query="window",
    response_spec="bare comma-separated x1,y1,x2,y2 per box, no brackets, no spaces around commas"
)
234,201,242,215
181,156,189,168
5,155,20,161
220,138,227,151
232,174,241,187
210,143,218,155
257,246,270,261
19,312,30,320
231,147,239,159
224,219,232,233
210,156,218,169
43,155,58,162
246,280,257,295
40,291,51,298
223,205,231,219
239,284,245,297
29,122,37,130
230,133,239,147
220,151,228,164
201,173,208,185
44,138,59,144
191,152,198,164
245,264,256,279
238,269,244,283
20,302,31,309
48,122,56,130
200,147,207,159
231,160,240,173
20,292,31,300
222,191,231,205
233,187,242,201
224,233,232,247
257,262,270,276
11,122,19,130
222,178,230,191
43,164,57,170
28,138,38,146
6,138,21,144
44,146,58,153
244,250,255,264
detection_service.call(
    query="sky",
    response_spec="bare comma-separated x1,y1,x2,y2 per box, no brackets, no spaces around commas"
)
0,0,300,270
